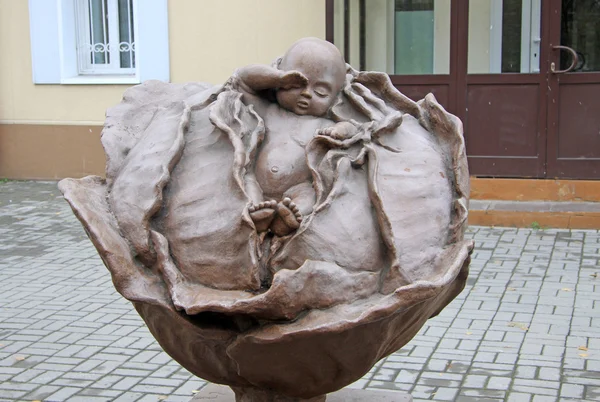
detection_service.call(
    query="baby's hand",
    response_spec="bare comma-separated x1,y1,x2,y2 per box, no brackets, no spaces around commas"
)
280,70,308,90
317,122,357,140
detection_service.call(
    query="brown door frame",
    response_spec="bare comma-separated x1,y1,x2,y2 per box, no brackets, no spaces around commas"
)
461,1,551,178
546,0,600,179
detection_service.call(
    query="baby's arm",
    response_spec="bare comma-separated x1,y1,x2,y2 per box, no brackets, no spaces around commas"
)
237,65,308,95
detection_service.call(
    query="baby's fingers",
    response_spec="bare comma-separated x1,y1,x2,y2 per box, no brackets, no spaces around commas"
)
317,127,334,136
282,70,308,88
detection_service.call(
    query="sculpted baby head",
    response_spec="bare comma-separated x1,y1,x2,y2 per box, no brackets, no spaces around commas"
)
276,38,347,117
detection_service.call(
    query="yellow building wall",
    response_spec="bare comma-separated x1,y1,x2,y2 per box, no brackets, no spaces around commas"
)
0,0,326,125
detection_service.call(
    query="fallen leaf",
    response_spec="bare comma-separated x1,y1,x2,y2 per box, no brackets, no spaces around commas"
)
507,287,516,291
578,346,588,351
14,355,26,361
157,396,168,401
466,331,473,335
591,273,598,278
561,288,572,292
579,353,588,358
507,322,529,331
192,390,201,394
404,168,411,172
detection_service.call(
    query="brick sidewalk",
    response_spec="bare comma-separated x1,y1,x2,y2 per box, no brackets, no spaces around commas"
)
1,181,599,402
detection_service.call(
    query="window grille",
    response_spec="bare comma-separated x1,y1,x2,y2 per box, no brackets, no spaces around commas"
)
75,0,135,75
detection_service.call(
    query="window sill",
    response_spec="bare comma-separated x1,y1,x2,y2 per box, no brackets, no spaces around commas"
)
59,75,141,85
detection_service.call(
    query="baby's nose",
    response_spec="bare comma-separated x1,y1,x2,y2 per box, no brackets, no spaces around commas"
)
300,89,312,99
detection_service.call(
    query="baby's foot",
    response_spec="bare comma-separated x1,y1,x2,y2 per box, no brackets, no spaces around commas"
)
270,197,303,237
249,200,277,232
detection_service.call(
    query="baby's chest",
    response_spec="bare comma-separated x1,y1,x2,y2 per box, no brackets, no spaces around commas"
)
256,135,306,175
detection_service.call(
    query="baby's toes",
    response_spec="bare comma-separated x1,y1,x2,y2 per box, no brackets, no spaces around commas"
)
268,200,277,208
248,205,256,212
282,197,292,206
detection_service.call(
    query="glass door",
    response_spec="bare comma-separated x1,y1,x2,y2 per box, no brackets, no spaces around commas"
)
463,0,548,178
546,0,600,179
326,0,599,179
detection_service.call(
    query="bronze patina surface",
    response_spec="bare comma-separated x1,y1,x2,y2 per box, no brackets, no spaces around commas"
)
59,38,472,401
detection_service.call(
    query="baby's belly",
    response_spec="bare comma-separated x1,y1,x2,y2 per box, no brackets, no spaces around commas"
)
255,141,311,199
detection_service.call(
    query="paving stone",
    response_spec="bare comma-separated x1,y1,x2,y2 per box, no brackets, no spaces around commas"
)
45,386,81,401
531,395,559,402
463,374,487,388
2,182,600,401
112,391,146,402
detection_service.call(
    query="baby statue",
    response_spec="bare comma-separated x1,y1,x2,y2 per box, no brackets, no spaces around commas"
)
235,38,357,237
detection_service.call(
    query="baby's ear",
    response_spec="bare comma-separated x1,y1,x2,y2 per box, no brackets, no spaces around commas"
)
272,57,283,69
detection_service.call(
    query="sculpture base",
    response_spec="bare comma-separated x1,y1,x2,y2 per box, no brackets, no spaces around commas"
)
191,383,412,402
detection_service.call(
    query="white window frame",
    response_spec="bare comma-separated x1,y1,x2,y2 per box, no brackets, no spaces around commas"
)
29,0,169,85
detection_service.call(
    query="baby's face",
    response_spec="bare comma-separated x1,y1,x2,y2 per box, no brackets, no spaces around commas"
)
276,43,346,117
276,69,341,117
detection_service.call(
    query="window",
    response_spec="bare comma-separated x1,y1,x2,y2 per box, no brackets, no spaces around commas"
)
75,0,136,75
29,0,169,84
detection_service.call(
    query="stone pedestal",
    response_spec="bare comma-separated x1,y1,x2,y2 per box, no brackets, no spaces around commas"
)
190,383,412,402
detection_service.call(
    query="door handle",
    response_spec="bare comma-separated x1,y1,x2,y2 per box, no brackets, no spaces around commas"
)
550,45,579,74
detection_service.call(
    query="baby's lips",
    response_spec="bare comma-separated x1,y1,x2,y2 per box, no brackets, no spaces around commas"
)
297,100,310,109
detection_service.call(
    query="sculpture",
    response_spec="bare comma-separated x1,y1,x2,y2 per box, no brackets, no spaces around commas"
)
59,38,473,401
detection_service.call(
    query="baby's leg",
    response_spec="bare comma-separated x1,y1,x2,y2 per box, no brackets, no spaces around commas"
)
245,173,276,232
270,182,315,237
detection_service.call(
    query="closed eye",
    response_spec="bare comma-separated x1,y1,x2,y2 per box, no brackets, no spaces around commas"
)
314,90,328,98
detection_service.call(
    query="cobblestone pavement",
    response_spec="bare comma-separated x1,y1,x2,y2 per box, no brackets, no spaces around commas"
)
1,181,599,402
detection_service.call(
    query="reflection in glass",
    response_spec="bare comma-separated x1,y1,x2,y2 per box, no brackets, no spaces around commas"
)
394,1,434,74
561,0,600,72
468,0,541,74
332,0,450,75
501,0,522,72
